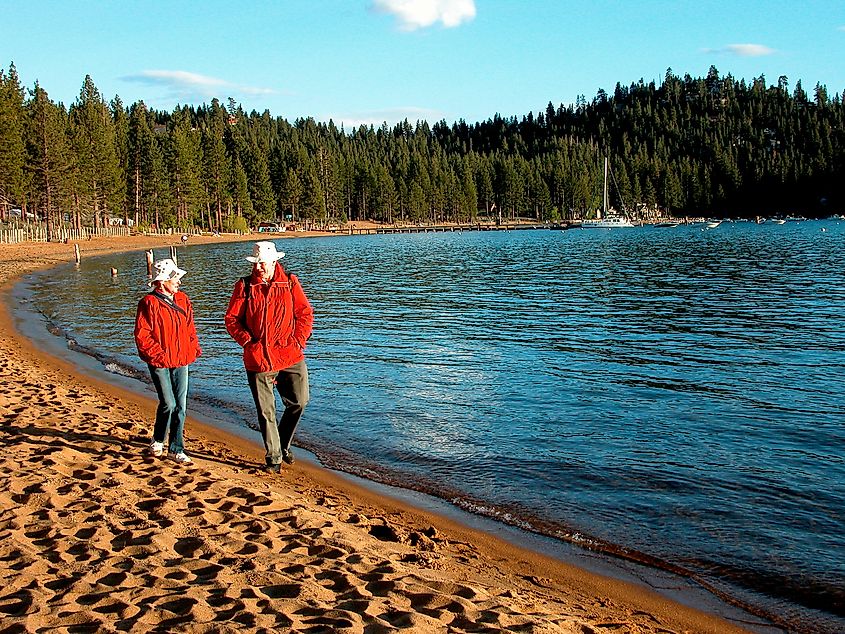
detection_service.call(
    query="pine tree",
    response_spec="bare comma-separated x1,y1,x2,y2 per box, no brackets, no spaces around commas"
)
300,161,325,222
230,156,253,222
459,155,478,221
279,167,302,222
69,75,121,229
247,144,275,223
27,83,73,240
168,108,205,229
0,63,27,216
128,101,153,226
147,134,171,229
201,100,230,232
111,96,130,227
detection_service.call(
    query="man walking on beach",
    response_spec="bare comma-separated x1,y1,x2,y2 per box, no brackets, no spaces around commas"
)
224,241,314,474
134,258,202,465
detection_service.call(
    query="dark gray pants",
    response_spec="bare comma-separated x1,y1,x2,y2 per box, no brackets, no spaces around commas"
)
247,360,309,466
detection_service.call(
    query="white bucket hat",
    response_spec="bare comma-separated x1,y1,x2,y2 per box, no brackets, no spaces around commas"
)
149,258,186,286
246,241,285,263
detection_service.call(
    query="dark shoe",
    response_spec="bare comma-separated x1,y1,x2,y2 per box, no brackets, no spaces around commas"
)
262,463,281,474
282,449,295,465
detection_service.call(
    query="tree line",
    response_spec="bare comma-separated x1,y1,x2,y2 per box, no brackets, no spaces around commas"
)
0,63,842,234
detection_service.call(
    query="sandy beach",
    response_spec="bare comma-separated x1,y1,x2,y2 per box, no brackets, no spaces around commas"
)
0,233,754,633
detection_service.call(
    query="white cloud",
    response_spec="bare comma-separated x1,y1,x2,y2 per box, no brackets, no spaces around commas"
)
122,70,276,102
326,106,447,128
372,0,476,31
703,43,776,57
725,43,776,57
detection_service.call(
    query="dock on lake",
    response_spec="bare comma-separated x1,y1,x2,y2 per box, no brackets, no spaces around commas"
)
335,222,572,235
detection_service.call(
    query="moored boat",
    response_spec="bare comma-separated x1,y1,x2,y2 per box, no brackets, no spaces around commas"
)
581,157,635,229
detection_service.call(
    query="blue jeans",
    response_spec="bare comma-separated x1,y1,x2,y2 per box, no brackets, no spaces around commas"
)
148,365,189,454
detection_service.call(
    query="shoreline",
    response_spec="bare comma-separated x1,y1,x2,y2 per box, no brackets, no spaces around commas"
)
0,234,762,633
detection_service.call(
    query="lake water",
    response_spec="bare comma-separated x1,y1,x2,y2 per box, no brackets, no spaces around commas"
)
16,221,845,633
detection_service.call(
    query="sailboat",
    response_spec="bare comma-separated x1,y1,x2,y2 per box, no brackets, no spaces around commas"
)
581,157,635,228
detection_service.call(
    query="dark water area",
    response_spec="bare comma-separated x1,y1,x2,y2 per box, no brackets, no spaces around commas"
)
16,220,845,633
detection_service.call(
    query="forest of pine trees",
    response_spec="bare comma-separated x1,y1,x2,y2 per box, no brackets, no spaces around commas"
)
0,63,842,234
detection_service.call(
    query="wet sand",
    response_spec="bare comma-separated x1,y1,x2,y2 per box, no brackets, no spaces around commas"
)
0,234,755,632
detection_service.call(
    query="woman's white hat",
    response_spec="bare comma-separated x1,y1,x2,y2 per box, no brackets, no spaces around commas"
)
246,241,285,263
149,258,186,286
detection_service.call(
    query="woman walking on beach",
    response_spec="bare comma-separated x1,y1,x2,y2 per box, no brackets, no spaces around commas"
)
134,258,202,465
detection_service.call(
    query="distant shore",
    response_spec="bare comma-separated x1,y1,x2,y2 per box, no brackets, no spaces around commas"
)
0,232,753,632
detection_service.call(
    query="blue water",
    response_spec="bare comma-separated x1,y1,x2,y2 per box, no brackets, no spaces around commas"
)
19,221,845,633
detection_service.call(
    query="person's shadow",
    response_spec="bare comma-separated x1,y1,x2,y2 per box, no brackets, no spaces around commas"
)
0,420,257,472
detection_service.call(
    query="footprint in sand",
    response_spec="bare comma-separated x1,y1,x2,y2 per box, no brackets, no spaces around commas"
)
0,589,35,617
173,536,207,558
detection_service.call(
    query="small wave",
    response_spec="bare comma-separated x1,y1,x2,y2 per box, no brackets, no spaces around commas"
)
40,313,150,384
103,362,146,380
450,498,537,533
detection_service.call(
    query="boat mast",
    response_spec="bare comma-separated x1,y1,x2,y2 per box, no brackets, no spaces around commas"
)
602,156,608,218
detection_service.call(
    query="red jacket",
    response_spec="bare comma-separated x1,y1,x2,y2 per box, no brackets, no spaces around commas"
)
134,291,201,368
224,264,314,372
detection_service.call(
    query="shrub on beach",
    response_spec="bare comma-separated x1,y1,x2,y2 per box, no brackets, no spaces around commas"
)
224,216,250,234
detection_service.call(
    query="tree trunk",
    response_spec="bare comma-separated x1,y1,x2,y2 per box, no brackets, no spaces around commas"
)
133,163,141,228
73,193,81,232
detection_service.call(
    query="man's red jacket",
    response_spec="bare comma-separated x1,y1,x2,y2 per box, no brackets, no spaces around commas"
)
224,263,314,373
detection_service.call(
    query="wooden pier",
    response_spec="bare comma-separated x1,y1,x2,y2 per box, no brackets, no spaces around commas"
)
337,222,572,236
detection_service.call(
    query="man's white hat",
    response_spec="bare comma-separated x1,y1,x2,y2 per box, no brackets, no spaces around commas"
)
149,258,186,286
246,241,285,263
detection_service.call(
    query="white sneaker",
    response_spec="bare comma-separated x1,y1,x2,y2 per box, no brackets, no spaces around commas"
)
167,451,193,465
149,441,164,457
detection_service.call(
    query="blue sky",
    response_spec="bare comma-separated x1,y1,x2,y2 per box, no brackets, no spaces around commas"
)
2,1,843,127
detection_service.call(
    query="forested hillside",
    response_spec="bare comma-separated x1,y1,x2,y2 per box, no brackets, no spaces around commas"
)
0,63,842,232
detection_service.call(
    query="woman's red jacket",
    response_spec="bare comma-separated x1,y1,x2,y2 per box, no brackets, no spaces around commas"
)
134,291,202,368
